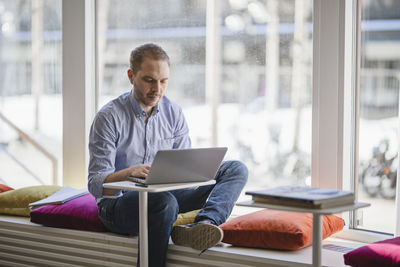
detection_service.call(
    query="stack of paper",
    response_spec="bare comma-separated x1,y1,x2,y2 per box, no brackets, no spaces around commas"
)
246,186,355,209
29,186,88,209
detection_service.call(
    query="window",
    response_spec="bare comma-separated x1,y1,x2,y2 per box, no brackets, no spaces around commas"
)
96,0,313,195
0,0,62,188
0,0,396,243
354,0,400,234
97,0,207,108
220,0,313,193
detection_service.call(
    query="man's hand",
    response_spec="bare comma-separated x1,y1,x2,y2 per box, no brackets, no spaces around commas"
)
103,164,151,195
127,164,151,179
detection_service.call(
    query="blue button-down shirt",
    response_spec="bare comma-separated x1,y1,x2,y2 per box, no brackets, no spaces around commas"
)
88,90,191,202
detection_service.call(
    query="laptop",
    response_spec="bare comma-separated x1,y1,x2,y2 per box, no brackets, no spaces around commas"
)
128,147,227,186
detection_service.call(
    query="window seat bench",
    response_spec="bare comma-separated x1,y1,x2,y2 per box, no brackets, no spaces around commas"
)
0,215,364,267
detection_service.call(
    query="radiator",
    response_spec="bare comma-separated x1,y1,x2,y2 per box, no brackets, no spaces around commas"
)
0,216,284,267
0,216,137,267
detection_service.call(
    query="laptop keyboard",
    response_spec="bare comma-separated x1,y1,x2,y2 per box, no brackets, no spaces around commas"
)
127,176,146,184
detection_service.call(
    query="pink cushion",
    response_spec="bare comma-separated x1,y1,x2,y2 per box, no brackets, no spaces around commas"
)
30,193,106,232
344,237,400,267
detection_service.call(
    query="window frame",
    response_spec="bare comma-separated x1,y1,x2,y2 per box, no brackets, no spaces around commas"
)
313,0,398,241
61,0,398,242
62,0,96,188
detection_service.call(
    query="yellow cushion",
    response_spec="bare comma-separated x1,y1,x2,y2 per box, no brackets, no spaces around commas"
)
0,185,62,216
173,209,200,226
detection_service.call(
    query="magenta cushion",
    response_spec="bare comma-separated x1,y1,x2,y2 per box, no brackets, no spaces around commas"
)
344,237,400,267
30,193,106,232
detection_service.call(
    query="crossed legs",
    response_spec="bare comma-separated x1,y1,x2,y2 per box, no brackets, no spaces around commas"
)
97,160,248,267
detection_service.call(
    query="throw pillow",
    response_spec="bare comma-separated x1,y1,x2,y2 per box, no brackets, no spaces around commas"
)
173,209,200,226
0,185,62,216
343,236,400,267
30,192,200,232
30,193,106,232
0,184,13,193
220,209,344,250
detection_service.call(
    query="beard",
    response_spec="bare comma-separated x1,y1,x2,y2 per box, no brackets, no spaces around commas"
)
133,84,162,108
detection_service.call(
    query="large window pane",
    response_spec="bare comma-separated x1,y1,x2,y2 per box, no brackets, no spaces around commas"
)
97,0,206,108
97,0,312,198
0,0,62,188
356,0,400,234
219,0,312,194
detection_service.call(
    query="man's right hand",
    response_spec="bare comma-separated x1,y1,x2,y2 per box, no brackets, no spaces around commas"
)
127,164,151,179
103,164,151,195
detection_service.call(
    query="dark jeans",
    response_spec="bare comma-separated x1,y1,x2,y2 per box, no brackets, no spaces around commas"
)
97,160,248,267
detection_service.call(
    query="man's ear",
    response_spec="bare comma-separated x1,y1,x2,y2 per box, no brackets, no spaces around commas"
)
127,69,134,84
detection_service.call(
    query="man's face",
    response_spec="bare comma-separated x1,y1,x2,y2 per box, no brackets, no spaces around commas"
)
128,58,170,113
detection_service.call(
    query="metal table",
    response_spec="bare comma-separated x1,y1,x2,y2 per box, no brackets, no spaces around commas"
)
237,200,370,267
103,180,216,267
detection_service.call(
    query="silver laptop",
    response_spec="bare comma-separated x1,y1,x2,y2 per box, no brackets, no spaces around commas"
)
128,147,227,185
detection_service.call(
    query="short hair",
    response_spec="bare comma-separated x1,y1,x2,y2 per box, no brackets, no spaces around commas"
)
129,43,170,74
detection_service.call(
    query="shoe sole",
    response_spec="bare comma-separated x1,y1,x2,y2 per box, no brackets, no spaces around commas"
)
171,223,224,251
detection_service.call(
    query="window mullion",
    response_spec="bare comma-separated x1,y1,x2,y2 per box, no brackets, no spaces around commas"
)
205,0,221,147
312,0,353,190
62,0,95,188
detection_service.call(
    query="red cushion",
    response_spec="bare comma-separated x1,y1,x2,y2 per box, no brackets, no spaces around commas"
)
0,184,13,193
344,237,400,267
220,209,344,250
30,193,106,232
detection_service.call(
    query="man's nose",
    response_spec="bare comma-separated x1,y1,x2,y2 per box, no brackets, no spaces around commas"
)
152,81,162,92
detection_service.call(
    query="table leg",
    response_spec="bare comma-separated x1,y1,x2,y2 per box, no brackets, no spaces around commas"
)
139,191,148,267
312,213,322,267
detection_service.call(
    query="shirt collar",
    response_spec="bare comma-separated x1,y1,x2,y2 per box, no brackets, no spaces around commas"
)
129,89,161,117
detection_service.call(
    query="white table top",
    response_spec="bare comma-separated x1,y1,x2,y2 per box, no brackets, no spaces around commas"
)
103,180,216,193
237,200,370,215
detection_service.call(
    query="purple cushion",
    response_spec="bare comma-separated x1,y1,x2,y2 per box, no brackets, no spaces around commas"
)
344,237,400,267
30,193,106,232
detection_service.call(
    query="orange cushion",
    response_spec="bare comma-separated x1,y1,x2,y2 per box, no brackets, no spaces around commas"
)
0,184,13,193
220,209,344,250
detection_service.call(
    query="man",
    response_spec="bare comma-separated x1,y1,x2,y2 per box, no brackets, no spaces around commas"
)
88,43,248,267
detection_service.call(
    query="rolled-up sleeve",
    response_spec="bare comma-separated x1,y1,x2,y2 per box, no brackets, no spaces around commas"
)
88,111,118,199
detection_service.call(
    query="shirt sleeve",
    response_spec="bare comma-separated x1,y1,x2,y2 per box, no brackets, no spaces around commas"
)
87,111,118,199
173,107,192,149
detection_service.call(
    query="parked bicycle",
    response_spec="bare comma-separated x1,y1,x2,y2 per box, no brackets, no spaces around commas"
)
360,139,397,199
